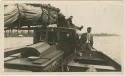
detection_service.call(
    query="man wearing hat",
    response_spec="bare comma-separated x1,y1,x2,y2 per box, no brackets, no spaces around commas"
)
80,27,94,51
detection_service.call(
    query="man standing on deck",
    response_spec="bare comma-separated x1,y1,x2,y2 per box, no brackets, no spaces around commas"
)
80,27,94,51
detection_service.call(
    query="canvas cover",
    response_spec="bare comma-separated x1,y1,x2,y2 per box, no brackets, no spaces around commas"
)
4,4,59,28
18,4,43,26
4,4,19,27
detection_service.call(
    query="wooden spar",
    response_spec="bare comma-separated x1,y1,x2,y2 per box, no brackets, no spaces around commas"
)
16,4,21,35
5,26,75,30
8,29,11,36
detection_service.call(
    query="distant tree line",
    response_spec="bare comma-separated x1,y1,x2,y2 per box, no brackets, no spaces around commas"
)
4,30,119,37
4,30,33,37
92,33,119,36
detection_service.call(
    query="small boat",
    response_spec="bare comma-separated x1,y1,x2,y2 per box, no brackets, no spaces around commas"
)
4,27,121,72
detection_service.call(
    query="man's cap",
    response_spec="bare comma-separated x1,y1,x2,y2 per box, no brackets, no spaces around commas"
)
87,27,92,29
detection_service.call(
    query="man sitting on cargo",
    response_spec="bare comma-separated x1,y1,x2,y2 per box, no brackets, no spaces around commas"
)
80,27,94,52
67,16,83,30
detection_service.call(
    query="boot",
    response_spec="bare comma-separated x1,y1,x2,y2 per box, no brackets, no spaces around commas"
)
78,26,83,30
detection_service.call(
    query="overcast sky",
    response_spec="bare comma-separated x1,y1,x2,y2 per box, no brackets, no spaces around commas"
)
41,1,123,34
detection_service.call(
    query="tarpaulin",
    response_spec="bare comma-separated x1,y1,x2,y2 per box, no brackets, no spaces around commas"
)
18,4,42,26
4,4,59,28
4,4,19,27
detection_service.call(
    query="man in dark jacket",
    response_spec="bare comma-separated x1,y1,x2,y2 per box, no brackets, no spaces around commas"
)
80,27,93,51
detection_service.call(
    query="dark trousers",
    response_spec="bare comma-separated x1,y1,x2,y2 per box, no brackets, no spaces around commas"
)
81,43,92,52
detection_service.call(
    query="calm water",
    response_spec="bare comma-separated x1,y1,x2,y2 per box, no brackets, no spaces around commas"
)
4,36,122,64
94,36,122,64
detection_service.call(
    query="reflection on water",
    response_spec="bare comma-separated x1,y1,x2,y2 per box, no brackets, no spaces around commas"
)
4,36,122,64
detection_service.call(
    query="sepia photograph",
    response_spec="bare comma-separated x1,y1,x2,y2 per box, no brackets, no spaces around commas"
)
4,1,123,72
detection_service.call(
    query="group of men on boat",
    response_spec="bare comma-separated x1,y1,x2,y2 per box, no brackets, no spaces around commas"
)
66,16,93,46
62,16,94,52
47,12,94,56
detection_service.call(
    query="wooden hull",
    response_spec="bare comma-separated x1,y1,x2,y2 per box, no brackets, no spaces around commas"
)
66,51,121,72
4,44,121,72
4,43,64,72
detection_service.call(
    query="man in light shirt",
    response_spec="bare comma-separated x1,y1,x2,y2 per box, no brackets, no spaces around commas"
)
80,27,93,51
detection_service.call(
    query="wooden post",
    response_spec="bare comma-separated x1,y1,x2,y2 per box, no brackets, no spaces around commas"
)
5,30,7,37
46,29,48,42
17,4,21,36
